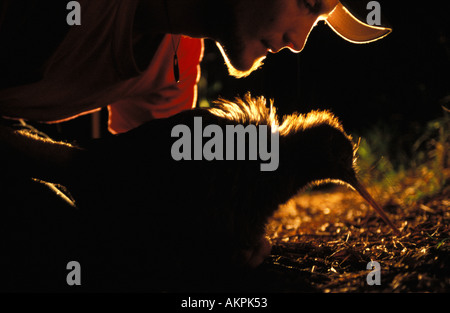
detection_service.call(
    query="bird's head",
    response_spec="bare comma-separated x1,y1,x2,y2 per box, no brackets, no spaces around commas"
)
279,110,356,183
279,110,400,235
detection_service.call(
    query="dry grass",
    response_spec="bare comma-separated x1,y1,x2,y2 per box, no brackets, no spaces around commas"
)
257,171,450,292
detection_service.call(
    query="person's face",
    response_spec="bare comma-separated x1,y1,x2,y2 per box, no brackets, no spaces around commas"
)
216,0,340,78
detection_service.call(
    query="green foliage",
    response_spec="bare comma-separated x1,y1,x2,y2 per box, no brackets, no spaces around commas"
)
354,106,449,204
354,121,404,185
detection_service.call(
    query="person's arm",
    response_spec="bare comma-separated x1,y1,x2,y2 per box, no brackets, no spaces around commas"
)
0,124,85,185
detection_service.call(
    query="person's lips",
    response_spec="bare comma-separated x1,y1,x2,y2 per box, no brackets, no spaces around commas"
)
261,39,278,53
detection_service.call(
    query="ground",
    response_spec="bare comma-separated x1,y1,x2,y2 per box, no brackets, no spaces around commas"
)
250,175,449,293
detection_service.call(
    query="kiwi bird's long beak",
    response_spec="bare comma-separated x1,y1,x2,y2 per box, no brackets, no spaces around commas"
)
346,174,401,236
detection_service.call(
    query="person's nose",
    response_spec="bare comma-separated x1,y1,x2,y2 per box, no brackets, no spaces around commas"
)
282,30,308,53
283,14,323,53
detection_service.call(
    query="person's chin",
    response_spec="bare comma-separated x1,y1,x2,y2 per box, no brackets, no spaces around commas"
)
216,42,267,79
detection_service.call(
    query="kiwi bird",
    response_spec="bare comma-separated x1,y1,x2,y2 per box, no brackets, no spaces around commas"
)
1,93,399,291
